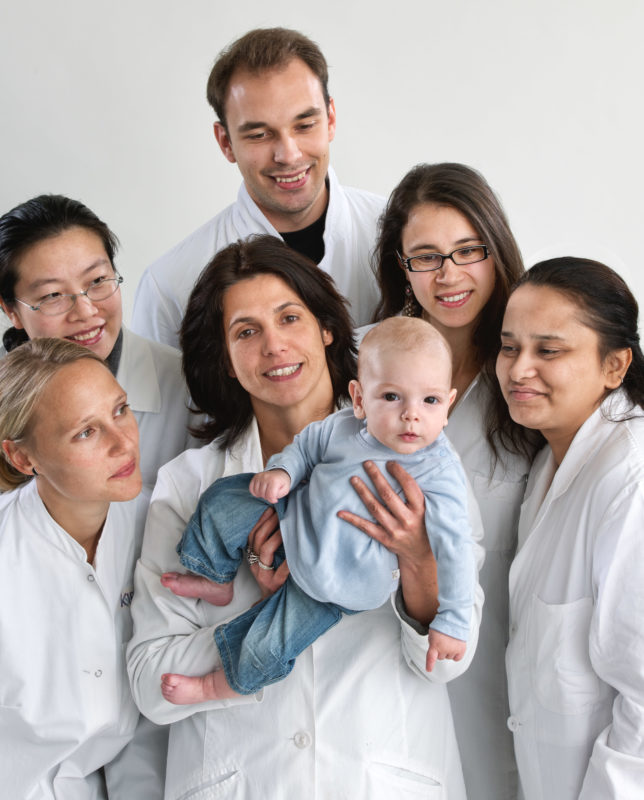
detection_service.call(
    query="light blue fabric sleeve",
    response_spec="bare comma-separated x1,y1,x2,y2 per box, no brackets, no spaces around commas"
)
424,454,475,641
266,412,338,488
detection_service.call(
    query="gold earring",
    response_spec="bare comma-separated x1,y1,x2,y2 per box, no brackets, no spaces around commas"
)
402,284,419,317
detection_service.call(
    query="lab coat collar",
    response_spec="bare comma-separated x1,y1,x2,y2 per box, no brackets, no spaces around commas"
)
116,327,162,414
522,389,639,537
222,417,263,477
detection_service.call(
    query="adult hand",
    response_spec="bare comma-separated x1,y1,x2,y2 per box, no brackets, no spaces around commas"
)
247,506,290,600
337,460,438,626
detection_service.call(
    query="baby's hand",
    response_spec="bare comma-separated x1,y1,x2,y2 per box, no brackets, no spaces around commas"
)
249,468,291,504
426,629,467,672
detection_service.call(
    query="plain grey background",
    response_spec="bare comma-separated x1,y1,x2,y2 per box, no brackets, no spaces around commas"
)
1,0,642,332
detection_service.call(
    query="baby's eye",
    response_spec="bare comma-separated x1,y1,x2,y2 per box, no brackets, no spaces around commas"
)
424,396,438,404
383,392,399,402
75,427,94,440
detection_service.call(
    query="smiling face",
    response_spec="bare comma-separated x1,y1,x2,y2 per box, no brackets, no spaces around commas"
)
1,226,122,360
400,203,496,340
11,359,141,514
350,344,456,454
213,58,336,233
223,273,334,420
496,284,624,463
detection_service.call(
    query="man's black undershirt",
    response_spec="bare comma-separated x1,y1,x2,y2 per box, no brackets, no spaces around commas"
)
279,204,327,265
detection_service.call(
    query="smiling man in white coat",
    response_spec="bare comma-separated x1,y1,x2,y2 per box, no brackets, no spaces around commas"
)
131,27,385,348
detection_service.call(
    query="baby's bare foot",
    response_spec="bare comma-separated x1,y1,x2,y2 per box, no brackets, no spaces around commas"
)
161,572,233,605
161,670,239,704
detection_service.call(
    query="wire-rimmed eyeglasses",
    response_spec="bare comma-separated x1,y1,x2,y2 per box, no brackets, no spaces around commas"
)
13,272,123,316
397,245,489,273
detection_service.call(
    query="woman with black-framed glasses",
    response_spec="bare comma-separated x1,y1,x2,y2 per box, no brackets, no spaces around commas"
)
0,194,197,499
373,162,542,800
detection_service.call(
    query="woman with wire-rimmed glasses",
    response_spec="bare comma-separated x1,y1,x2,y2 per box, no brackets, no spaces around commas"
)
0,194,196,499
373,162,542,800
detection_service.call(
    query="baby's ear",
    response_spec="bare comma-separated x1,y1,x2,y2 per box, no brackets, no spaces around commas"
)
349,379,366,419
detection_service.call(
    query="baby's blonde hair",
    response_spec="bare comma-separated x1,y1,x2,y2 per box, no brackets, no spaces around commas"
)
358,317,453,380
0,338,105,491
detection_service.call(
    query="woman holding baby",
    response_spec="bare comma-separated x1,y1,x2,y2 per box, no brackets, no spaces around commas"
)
127,234,484,799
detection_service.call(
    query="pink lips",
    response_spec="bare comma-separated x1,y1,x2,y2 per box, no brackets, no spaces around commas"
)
436,290,472,308
263,363,303,381
509,386,543,402
270,167,310,190
400,432,419,442
66,325,105,348
111,459,137,479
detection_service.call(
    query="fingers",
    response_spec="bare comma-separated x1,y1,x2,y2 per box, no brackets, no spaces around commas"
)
247,507,279,552
336,508,388,547
346,471,397,532
385,461,425,513
426,646,438,672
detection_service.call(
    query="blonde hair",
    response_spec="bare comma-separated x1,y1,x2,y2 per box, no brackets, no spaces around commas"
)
0,338,105,491
359,317,452,380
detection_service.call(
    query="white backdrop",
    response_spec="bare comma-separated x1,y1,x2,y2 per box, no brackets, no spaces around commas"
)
1,0,643,330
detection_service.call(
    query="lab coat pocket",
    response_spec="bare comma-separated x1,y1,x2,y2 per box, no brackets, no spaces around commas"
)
529,594,601,714
367,755,444,798
174,768,241,799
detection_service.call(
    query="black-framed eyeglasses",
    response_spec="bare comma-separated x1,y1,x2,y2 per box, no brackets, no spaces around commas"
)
14,272,124,316
397,245,489,273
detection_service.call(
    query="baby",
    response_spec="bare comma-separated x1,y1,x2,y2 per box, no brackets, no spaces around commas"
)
161,316,476,703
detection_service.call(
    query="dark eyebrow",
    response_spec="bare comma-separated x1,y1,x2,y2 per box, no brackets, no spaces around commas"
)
408,236,483,253
25,258,112,292
500,330,566,341
236,107,322,134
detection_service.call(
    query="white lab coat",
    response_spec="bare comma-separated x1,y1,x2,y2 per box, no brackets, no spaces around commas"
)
0,480,156,799
506,391,644,800
130,168,385,347
127,419,485,800
117,326,196,496
445,376,530,800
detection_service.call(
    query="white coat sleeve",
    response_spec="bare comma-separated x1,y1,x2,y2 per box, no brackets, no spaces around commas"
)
394,479,485,684
127,460,258,725
580,482,644,798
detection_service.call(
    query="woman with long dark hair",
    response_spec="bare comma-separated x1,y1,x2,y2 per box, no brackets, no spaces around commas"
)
128,235,484,800
497,257,644,799
374,162,537,799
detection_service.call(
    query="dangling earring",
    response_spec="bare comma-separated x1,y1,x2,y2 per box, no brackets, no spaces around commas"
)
402,283,419,317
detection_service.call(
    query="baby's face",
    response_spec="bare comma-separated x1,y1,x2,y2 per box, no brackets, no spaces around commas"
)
350,346,457,454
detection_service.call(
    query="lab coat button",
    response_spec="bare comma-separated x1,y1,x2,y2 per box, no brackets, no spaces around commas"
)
507,716,520,732
87,574,95,582
95,669,103,677
293,731,312,749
